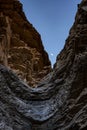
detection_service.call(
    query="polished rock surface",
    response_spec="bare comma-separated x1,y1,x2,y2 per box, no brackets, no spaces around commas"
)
0,0,87,130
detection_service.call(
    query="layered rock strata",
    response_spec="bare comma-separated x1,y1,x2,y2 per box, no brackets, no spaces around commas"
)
0,0,51,86
0,0,87,130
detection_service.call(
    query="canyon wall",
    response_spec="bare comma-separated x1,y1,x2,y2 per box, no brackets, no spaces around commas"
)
0,0,51,87
0,0,87,130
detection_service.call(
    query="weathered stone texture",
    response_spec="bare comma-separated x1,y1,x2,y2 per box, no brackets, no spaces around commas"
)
0,0,87,130
0,0,51,87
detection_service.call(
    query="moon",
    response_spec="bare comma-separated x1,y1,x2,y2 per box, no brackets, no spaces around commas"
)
51,53,54,56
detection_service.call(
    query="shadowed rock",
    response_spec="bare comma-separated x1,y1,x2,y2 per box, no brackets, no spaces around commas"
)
0,0,87,130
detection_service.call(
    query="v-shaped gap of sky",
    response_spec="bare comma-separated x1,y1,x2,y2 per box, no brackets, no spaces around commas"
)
20,0,82,66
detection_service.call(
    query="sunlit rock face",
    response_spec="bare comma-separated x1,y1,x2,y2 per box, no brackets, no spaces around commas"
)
0,0,87,130
0,0,51,87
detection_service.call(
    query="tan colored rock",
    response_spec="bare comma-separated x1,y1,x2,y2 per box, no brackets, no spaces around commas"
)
0,0,51,87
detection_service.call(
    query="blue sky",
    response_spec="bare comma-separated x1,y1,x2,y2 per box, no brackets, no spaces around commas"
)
20,0,82,66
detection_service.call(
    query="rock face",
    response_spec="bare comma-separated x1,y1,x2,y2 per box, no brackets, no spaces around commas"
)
0,0,87,130
0,0,51,86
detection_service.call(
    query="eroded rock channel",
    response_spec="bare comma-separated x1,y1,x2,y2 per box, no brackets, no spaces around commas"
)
0,0,87,130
